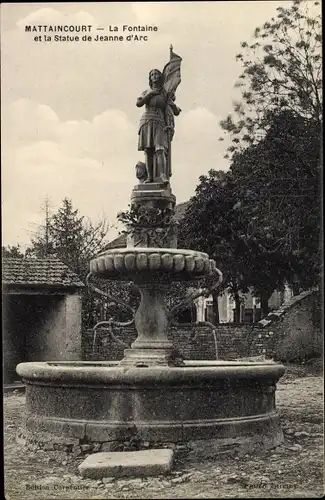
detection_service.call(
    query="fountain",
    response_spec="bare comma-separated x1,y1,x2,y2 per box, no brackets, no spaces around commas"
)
16,47,285,459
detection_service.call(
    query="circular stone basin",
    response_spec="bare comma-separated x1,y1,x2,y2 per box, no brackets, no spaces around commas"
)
17,360,285,451
90,247,215,281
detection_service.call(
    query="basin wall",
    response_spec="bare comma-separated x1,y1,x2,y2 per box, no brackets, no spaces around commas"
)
17,362,285,446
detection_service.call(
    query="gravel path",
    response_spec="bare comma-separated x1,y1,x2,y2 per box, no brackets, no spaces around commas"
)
4,368,324,499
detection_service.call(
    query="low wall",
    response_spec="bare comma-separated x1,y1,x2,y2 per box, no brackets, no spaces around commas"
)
82,289,321,362
83,324,252,362
251,289,322,362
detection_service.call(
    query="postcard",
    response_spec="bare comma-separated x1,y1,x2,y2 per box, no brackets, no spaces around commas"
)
2,2,323,499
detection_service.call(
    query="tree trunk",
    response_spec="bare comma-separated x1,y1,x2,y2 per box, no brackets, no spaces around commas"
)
240,302,245,323
211,289,220,325
234,290,241,323
260,292,270,319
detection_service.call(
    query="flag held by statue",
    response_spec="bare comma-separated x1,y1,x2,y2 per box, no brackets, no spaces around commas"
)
163,46,182,96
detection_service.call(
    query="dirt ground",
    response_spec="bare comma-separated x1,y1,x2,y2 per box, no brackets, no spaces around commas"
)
4,364,324,499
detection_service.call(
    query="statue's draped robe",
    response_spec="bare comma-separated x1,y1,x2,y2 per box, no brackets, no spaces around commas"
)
138,90,168,153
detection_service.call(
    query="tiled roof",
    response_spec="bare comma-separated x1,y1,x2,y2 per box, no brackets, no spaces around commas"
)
105,201,190,249
2,258,84,288
105,233,126,250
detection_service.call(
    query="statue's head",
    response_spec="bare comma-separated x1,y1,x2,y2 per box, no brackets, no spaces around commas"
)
149,69,164,88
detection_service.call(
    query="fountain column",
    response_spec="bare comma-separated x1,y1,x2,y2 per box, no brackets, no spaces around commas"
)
120,281,176,366
119,180,183,366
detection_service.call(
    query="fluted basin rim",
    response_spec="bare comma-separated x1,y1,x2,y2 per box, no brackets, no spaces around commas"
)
90,247,217,280
96,247,209,258
17,361,285,385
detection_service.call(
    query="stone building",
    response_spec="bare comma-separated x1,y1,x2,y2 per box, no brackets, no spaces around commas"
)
2,257,84,383
196,285,294,324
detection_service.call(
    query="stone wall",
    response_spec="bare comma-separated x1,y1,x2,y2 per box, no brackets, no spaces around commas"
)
4,292,83,383
64,294,83,360
83,324,252,362
82,289,321,362
250,289,322,362
22,294,82,362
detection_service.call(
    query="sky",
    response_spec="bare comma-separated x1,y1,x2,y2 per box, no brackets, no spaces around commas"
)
1,0,302,249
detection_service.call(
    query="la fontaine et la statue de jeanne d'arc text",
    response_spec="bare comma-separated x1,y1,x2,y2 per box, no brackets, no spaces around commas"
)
25,24,159,42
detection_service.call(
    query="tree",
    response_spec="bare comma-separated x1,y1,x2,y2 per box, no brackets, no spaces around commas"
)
26,198,111,328
26,198,110,276
214,0,321,305
220,0,322,157
179,170,250,321
230,109,321,291
2,245,25,258
181,2,322,319
179,168,296,319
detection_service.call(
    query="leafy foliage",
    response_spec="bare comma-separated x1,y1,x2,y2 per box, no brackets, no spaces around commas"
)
178,169,288,318
2,245,25,258
181,105,320,317
26,198,109,276
220,0,322,158
25,198,114,328
182,0,322,319
230,109,321,291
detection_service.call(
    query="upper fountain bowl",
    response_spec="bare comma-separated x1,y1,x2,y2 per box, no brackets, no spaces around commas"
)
90,247,216,281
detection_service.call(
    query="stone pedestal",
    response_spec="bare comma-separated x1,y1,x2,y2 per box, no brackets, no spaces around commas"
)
119,348,177,367
127,183,177,249
130,182,176,205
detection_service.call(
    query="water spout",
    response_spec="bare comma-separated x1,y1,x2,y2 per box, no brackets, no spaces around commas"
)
92,328,98,358
212,328,218,360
